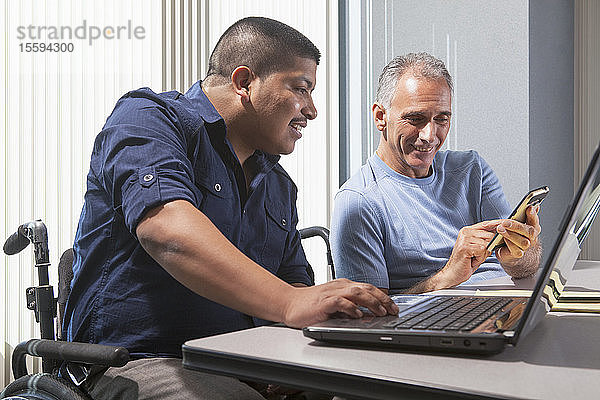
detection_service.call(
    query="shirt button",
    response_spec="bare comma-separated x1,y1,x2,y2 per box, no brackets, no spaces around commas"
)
214,183,221,192
143,174,154,182
282,218,287,226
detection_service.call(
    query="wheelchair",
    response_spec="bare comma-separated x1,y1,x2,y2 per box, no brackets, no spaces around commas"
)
1,221,332,399
1,221,129,400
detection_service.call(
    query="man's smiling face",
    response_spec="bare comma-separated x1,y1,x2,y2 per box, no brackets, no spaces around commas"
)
374,73,452,178
246,56,318,155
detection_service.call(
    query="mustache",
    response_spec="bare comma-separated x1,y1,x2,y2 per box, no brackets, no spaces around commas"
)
290,118,307,126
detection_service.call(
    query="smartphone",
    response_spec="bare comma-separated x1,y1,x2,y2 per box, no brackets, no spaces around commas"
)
486,186,550,252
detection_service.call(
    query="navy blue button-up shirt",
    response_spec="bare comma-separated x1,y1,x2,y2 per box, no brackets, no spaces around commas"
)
64,81,312,358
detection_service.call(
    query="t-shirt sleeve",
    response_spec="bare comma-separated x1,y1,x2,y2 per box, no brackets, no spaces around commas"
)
94,95,202,235
331,189,389,289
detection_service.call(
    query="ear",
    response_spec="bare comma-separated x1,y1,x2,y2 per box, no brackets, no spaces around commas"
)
372,103,387,140
231,66,255,103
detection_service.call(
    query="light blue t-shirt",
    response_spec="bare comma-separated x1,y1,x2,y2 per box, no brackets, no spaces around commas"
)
331,150,512,292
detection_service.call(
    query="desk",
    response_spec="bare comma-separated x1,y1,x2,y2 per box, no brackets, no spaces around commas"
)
182,261,600,400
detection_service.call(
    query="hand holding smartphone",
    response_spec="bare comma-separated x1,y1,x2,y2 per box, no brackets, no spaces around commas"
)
486,186,549,252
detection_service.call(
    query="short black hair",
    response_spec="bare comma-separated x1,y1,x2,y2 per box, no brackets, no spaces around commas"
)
204,17,320,84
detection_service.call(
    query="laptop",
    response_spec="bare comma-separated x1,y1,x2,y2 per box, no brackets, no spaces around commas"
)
304,143,600,355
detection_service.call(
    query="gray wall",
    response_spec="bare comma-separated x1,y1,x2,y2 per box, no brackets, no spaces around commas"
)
529,0,574,245
342,0,574,246
370,0,530,206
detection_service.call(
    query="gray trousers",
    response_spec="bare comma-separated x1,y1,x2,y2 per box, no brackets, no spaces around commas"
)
87,357,265,400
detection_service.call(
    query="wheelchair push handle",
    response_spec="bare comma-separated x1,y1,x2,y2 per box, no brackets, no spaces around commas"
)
299,226,335,280
3,220,50,266
5,220,57,373
3,224,30,255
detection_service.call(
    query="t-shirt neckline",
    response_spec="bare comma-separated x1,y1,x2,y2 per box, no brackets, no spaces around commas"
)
371,153,437,186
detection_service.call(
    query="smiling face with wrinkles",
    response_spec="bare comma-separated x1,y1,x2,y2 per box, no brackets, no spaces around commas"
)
373,73,452,178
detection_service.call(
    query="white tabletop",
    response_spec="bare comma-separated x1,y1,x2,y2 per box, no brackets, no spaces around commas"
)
183,261,600,399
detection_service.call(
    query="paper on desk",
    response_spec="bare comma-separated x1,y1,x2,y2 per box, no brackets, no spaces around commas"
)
458,289,600,313
474,289,532,297
390,294,430,305
553,289,600,312
559,291,600,301
471,287,600,312
551,303,600,312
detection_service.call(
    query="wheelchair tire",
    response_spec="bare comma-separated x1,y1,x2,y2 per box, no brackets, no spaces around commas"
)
1,373,90,400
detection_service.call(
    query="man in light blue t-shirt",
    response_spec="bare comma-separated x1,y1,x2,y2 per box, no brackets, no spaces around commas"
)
331,53,542,294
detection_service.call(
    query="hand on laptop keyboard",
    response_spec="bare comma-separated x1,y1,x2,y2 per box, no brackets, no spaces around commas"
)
282,279,399,328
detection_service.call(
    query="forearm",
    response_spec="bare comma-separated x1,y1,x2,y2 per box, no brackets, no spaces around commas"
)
500,241,542,278
137,200,294,323
403,272,447,294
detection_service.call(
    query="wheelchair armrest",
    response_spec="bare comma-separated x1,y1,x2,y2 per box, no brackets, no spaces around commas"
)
12,339,130,379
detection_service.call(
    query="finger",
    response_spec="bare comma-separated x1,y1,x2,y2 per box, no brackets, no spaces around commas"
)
333,280,398,314
500,219,536,241
456,227,497,246
496,245,508,262
496,244,522,262
503,235,525,258
454,238,489,261
362,285,399,314
473,219,503,231
463,227,498,240
498,225,531,250
526,205,542,236
465,236,494,252
475,230,498,241
472,248,492,268
343,285,397,316
322,295,363,318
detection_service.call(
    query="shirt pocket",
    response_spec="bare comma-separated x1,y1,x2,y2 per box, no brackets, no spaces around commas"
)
260,198,292,272
195,174,234,238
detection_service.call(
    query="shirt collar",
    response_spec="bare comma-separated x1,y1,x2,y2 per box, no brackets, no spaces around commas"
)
184,80,222,124
185,80,232,161
185,80,280,172
251,150,280,170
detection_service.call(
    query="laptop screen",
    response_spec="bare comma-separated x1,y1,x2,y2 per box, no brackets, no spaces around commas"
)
512,143,600,343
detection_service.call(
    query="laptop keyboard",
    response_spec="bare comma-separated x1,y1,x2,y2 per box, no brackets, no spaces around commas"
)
385,296,513,331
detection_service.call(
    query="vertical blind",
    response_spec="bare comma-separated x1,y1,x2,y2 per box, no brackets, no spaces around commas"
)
575,0,600,260
1,0,163,385
1,0,337,387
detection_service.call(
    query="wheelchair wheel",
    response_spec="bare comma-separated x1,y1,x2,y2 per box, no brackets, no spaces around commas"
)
1,373,90,400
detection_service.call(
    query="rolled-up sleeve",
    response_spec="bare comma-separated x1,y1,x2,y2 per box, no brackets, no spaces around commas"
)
95,95,202,235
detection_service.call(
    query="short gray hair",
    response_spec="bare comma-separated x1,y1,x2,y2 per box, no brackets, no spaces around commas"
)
375,52,453,109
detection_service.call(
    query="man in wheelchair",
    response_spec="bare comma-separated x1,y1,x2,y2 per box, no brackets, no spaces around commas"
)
2,17,397,400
